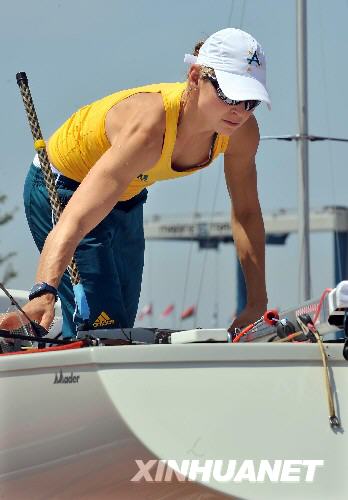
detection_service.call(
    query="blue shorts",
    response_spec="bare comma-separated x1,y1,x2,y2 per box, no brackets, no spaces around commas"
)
23,164,147,338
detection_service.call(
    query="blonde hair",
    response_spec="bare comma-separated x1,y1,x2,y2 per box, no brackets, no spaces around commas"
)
189,40,216,80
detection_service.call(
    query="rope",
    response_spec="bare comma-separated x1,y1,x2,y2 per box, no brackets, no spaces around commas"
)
232,322,255,342
275,285,339,427
195,158,223,320
239,0,246,28
227,0,236,26
16,72,90,325
0,340,85,357
0,328,69,345
274,331,307,343
312,288,332,325
16,72,80,285
274,314,340,429
179,171,203,327
253,306,340,428
0,281,48,338
180,0,247,326
213,248,220,327
232,310,279,343
307,322,340,428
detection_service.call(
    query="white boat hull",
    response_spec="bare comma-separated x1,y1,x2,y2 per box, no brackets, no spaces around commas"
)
0,342,347,499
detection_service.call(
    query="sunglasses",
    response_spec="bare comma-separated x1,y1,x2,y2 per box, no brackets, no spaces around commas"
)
207,76,260,112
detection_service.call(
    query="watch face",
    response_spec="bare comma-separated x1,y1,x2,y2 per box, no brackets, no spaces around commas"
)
31,283,44,294
29,282,57,301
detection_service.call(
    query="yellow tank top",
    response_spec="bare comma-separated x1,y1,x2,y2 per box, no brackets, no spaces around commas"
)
47,82,230,201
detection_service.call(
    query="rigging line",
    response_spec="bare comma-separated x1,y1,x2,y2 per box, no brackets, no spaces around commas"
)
182,0,243,326
318,0,342,283
181,0,244,326
214,245,220,327
195,158,224,320
147,241,153,321
227,0,236,26
179,171,204,327
0,281,47,338
239,0,246,28
194,249,210,324
180,0,231,326
298,219,306,300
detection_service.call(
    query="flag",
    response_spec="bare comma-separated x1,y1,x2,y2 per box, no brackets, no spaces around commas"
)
160,304,175,318
137,303,153,321
180,305,196,320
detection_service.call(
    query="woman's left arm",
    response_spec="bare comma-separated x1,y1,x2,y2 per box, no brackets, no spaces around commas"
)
224,115,268,329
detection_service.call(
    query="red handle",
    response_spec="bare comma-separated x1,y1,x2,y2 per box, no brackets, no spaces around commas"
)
263,309,279,326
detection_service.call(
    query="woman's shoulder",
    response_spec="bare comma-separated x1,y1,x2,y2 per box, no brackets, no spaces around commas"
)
114,91,165,122
105,91,166,144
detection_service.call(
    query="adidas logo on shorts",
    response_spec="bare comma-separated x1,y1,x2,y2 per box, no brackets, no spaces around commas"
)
93,311,115,328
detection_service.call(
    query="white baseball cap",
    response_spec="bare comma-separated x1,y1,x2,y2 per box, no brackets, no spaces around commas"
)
184,28,271,109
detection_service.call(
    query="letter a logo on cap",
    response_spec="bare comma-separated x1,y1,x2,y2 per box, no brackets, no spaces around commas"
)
247,50,261,67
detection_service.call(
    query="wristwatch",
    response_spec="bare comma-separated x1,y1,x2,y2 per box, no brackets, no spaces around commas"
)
29,282,58,302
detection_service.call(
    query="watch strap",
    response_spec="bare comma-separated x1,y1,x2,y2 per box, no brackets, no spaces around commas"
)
29,282,58,302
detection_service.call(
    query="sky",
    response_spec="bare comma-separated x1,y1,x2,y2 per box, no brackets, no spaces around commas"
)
1,0,348,329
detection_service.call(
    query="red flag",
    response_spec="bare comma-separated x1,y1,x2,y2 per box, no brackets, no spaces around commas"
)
137,303,153,321
160,304,175,318
180,305,196,320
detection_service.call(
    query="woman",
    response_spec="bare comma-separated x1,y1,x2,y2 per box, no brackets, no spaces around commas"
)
5,27,271,337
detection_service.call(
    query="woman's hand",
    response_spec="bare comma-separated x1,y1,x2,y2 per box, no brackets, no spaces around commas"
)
0,294,56,333
228,302,267,333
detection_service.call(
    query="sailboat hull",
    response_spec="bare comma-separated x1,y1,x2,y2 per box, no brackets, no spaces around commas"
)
0,343,347,499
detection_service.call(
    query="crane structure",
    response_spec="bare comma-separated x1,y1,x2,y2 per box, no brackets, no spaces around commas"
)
144,206,348,312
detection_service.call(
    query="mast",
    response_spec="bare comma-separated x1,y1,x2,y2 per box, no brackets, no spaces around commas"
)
296,0,311,301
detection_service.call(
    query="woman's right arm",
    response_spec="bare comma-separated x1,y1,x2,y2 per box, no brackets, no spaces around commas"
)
2,94,166,331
